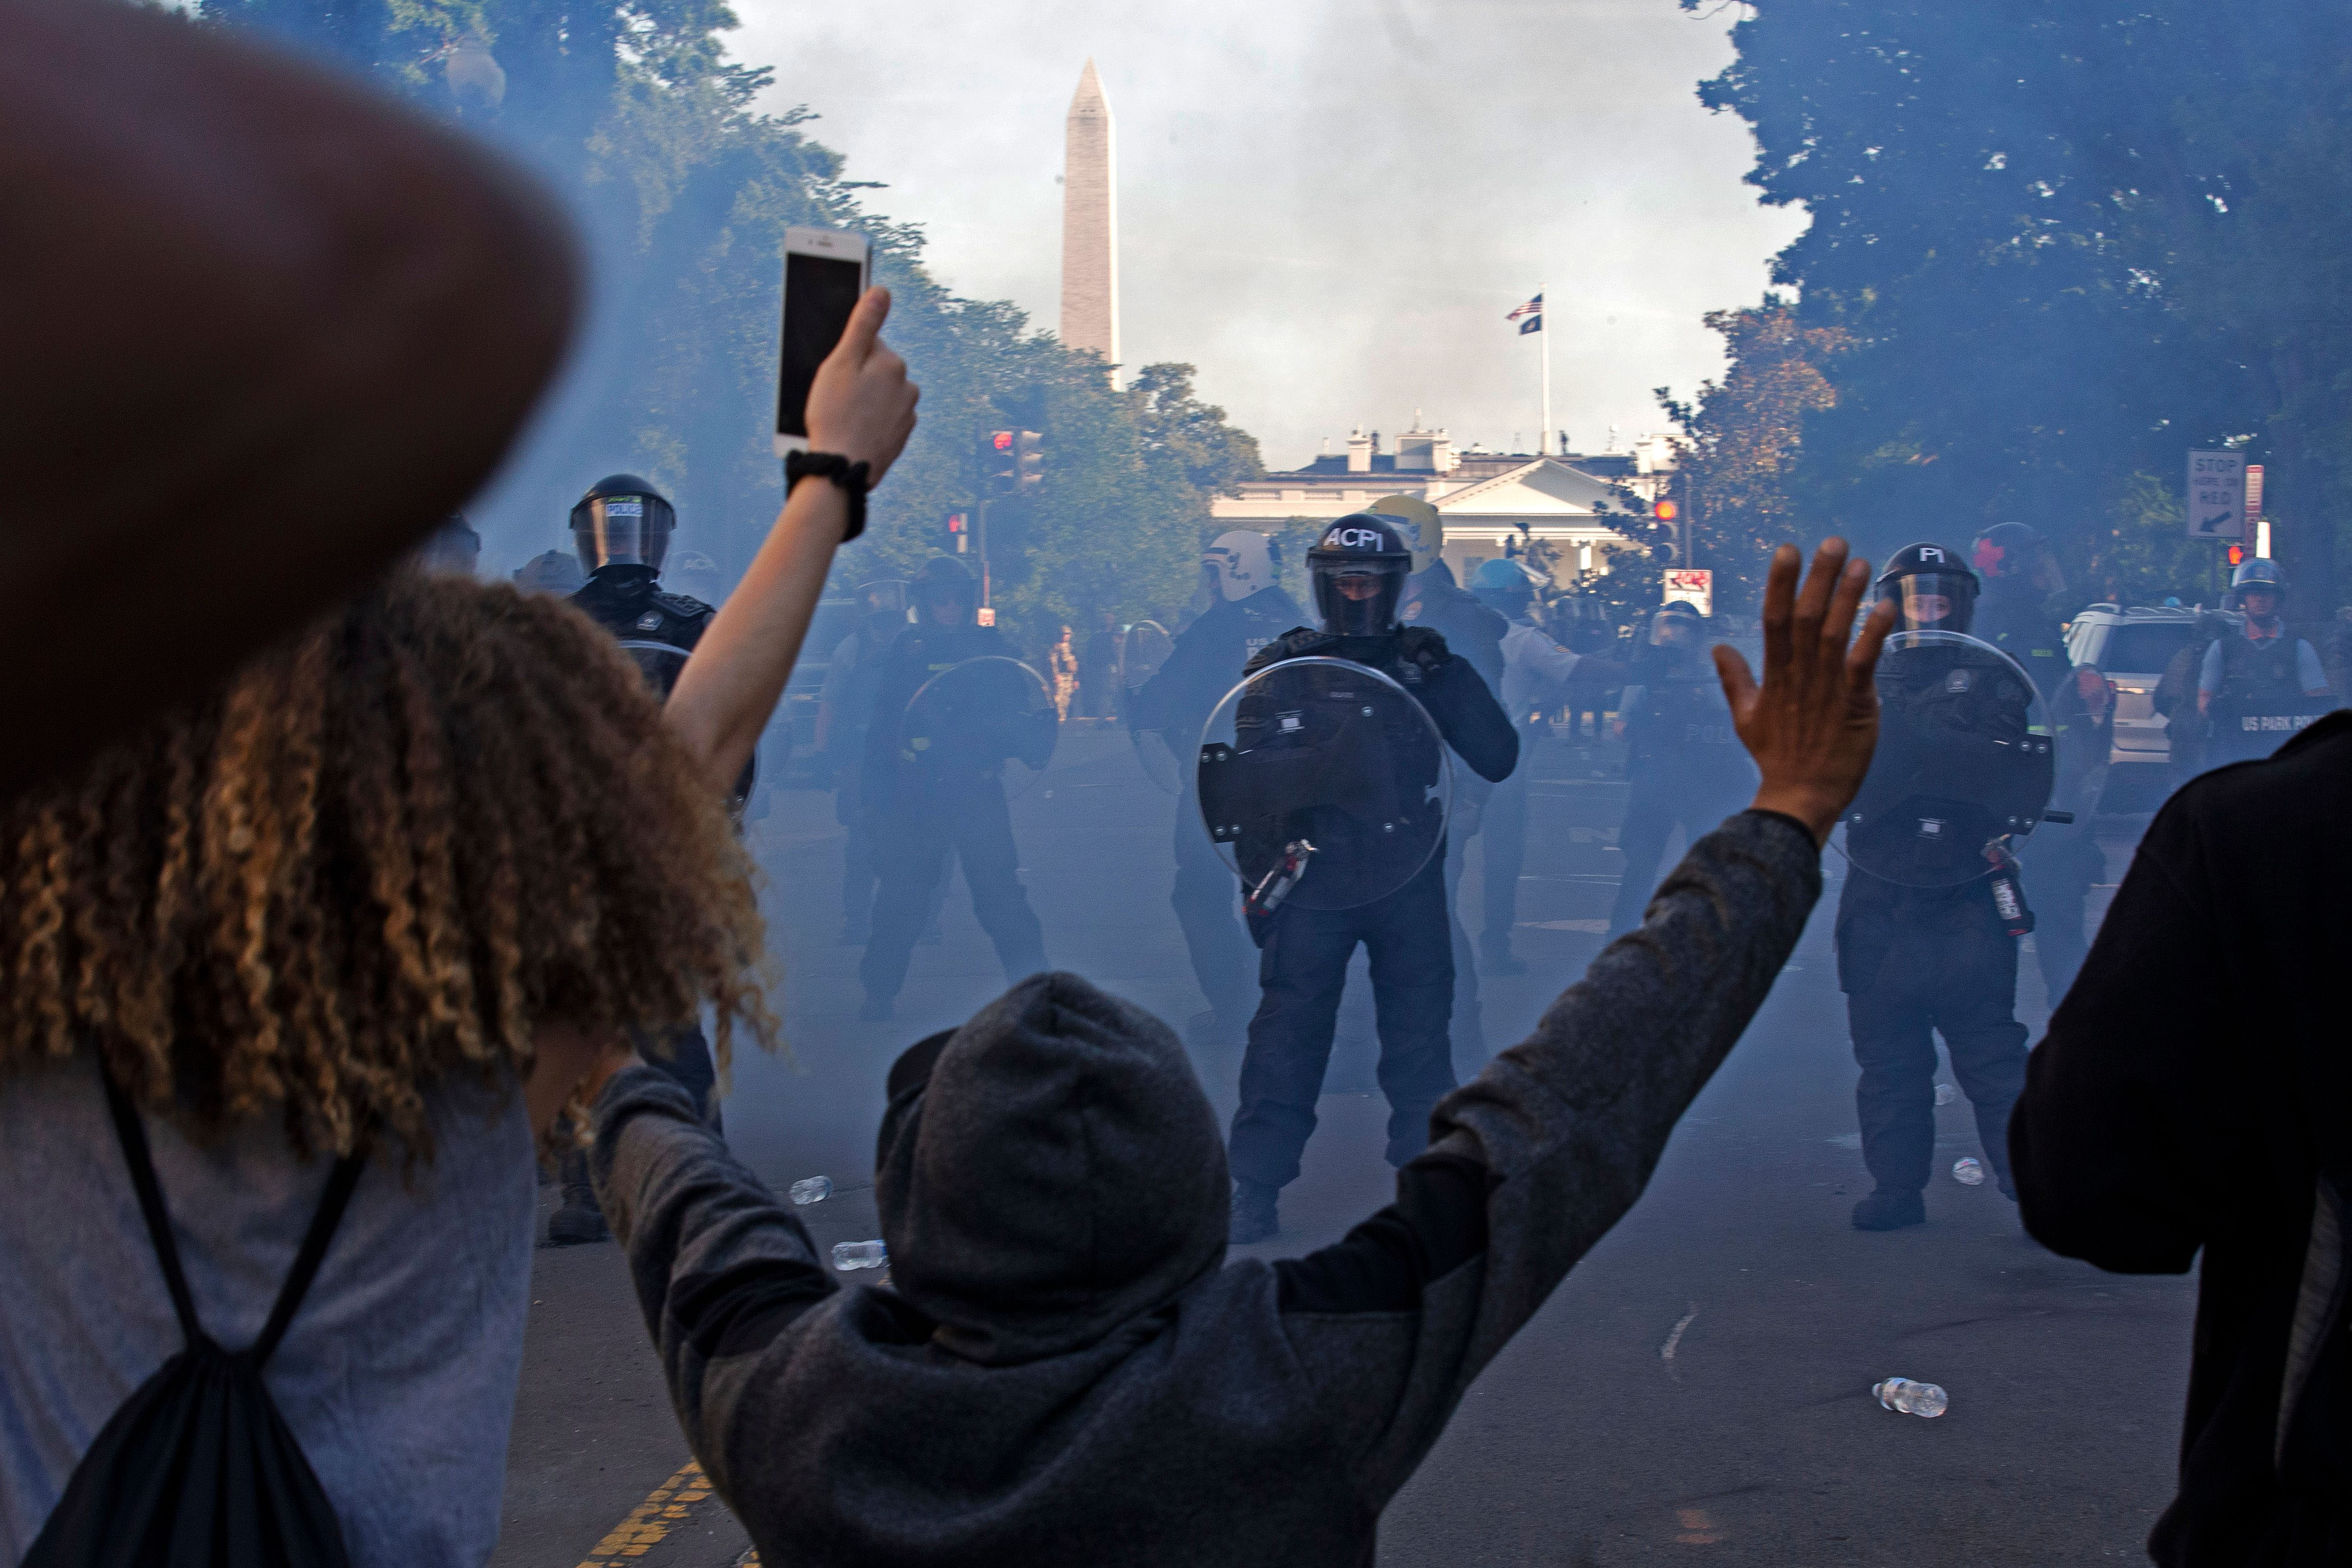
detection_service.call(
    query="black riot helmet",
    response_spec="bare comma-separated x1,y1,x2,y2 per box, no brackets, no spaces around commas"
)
1972,521,2062,594
1649,600,1704,647
913,556,978,626
1307,514,1413,637
1876,542,1979,633
570,474,676,574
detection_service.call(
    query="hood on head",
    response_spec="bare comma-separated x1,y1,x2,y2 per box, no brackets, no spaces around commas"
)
875,972,1228,1366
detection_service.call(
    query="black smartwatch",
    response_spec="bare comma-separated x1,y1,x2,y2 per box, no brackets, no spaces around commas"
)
784,450,871,540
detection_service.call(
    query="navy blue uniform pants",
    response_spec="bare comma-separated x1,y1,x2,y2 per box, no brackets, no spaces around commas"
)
1171,785,1258,1026
1838,886,2027,1193
1228,857,1456,1190
861,777,1048,1001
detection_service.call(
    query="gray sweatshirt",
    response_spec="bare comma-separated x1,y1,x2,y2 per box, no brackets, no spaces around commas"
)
592,809,1819,1567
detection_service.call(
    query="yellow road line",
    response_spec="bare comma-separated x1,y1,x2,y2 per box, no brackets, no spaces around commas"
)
574,1459,730,1566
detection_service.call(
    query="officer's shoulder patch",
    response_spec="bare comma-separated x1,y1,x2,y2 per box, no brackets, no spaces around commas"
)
652,588,715,620
1945,668,1974,692
635,609,664,632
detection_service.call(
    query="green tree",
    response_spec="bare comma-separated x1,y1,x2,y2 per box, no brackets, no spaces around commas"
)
1656,301,1850,614
1689,0,2352,608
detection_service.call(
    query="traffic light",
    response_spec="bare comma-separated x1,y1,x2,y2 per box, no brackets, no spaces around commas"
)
1012,430,1043,497
984,429,1044,498
1652,497,1684,564
944,511,971,554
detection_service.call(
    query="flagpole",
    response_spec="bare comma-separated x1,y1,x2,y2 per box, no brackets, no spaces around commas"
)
1538,283,1552,457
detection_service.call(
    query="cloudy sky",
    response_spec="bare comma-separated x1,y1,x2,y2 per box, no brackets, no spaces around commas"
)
726,0,1806,469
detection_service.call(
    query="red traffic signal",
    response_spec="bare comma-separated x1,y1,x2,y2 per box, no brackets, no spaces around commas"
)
1653,498,1680,522
945,512,970,553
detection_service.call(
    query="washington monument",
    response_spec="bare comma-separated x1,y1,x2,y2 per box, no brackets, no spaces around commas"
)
1060,58,1118,371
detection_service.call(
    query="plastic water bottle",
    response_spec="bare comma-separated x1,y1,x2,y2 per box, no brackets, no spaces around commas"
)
789,1175,833,1206
1934,1083,1957,1106
831,1240,888,1271
1874,1378,1949,1418
1952,1157,1986,1186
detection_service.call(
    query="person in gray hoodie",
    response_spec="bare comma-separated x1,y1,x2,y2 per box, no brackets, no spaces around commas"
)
582,540,1893,1567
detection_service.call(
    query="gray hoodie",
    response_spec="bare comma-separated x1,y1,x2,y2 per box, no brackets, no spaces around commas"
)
591,809,1820,1567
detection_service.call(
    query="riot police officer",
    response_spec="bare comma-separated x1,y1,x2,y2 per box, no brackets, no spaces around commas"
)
1838,543,2034,1231
857,556,1052,1021
1603,601,1755,937
550,472,724,1245
1470,558,1582,972
818,579,910,943
1223,515,1518,1244
1970,522,2099,998
2198,558,2334,766
1132,530,1303,1045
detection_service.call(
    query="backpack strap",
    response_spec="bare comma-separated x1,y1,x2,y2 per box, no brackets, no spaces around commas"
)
251,1136,366,1367
102,1070,204,1350
102,1067,367,1367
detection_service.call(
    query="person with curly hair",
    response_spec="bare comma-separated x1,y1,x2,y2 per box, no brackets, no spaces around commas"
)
0,287,917,1565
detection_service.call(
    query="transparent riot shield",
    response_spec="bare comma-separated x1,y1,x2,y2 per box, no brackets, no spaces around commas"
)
897,655,1060,799
1834,630,2056,887
615,637,694,700
1196,655,1452,912
1119,620,1181,794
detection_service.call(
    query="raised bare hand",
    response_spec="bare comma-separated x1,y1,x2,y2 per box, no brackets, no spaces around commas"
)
806,286,919,484
1713,539,1895,843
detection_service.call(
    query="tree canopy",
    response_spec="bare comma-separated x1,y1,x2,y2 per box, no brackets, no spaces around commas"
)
1685,0,2352,610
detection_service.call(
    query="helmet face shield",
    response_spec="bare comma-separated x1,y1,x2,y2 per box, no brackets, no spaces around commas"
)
1203,530,1276,603
1879,570,1977,633
1315,562,1405,636
1649,607,1700,647
571,489,675,573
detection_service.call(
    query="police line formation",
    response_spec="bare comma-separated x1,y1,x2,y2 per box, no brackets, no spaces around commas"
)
519,474,2339,1251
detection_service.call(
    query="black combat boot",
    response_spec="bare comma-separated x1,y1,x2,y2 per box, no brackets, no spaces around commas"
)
1228,1179,1279,1245
1852,1187,1927,1231
547,1180,611,1246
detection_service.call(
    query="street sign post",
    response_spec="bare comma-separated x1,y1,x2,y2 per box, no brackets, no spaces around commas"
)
1663,568,1714,617
2187,450,2246,539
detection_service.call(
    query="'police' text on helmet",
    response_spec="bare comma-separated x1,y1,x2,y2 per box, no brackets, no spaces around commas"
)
1307,514,1412,639
571,474,677,575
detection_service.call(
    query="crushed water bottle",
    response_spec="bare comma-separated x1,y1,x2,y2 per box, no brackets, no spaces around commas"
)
789,1175,833,1206
831,1240,888,1271
1874,1378,1949,1418
1952,1157,1986,1186
1934,1083,1957,1106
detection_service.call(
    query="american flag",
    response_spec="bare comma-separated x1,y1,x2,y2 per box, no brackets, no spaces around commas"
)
1506,293,1543,334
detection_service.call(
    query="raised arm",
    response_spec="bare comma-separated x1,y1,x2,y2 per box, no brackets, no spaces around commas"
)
665,287,919,797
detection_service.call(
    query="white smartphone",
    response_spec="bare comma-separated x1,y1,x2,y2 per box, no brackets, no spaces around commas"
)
774,226,871,458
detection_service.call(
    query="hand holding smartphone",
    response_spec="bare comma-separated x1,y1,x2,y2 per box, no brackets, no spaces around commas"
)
775,226,871,458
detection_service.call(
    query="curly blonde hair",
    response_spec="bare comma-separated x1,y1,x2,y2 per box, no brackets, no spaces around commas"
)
0,570,776,1158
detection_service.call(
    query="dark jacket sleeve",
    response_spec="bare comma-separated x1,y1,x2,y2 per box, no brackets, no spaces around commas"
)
1132,614,1228,735
2010,801,2229,1273
1286,810,1821,1502
590,1067,838,1506
1423,653,1520,782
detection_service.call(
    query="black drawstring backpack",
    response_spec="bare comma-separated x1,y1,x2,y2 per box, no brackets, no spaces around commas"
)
23,1075,365,1568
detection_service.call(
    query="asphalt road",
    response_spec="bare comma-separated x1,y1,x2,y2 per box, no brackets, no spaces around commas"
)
491,724,2193,1568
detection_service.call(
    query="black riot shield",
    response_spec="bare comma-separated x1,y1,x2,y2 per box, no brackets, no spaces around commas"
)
897,655,1059,798
2206,691,2337,768
1835,631,2056,888
1195,655,1452,912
